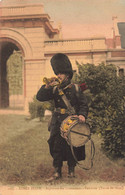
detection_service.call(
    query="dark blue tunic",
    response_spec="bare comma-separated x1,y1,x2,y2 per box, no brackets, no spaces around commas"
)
36,83,89,167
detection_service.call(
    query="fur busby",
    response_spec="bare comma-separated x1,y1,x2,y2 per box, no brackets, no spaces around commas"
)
50,53,73,79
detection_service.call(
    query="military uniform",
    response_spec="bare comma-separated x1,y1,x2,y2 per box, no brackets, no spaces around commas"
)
36,53,89,179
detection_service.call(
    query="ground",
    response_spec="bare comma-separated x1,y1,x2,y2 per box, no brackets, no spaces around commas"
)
0,113,124,190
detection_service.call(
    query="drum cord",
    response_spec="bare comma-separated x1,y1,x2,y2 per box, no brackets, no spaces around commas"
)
68,133,95,170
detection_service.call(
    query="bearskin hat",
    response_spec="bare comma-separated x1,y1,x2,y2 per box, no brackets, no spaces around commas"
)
50,53,73,79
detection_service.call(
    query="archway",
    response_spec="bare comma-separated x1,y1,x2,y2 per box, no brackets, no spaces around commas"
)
0,38,24,108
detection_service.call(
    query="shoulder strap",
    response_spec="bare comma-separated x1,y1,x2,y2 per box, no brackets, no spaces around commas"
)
53,84,78,115
73,84,79,99
58,88,76,115
53,86,57,94
74,83,79,92
53,84,79,95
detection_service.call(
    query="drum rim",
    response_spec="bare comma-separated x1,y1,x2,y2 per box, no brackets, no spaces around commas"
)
61,116,91,147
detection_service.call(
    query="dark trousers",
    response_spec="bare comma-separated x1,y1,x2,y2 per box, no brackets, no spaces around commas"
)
48,113,85,169
48,133,76,168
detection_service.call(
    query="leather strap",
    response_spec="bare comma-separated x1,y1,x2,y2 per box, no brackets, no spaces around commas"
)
57,87,95,170
69,134,95,170
58,88,75,115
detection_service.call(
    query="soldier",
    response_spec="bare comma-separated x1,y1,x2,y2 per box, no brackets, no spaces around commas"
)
36,53,88,181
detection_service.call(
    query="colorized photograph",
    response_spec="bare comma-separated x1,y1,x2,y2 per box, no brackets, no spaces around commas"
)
0,0,125,194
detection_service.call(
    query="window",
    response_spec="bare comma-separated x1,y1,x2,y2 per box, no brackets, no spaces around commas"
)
119,68,124,77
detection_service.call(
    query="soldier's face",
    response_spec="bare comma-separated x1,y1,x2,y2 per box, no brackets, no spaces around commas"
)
57,73,68,82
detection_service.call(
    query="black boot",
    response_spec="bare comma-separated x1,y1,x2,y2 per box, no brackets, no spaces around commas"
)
45,167,62,182
68,166,75,178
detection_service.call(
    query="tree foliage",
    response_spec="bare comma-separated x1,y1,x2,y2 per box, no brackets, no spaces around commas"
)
7,51,23,95
73,62,125,158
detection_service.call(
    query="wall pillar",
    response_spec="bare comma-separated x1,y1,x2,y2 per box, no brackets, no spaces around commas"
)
24,59,45,113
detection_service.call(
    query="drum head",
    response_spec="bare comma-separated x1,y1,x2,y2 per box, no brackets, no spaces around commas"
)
69,122,91,147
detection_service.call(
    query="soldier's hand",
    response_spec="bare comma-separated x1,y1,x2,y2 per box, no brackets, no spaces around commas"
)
72,115,85,123
78,115,86,123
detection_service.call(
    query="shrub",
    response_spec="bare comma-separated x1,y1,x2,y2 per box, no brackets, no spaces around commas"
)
29,96,54,121
101,107,125,158
73,62,125,158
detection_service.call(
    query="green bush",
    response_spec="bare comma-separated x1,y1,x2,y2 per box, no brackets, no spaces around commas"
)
29,96,54,121
73,62,125,158
101,107,125,158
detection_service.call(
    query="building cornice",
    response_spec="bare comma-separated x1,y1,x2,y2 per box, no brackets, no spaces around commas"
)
106,58,125,62
44,49,108,56
107,48,125,52
0,4,59,37
0,4,44,8
0,14,50,21
45,37,106,43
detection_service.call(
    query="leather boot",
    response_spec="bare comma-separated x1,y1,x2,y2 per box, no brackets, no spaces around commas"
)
45,167,62,182
68,166,75,178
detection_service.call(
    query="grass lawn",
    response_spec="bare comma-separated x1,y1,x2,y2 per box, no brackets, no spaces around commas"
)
0,114,124,188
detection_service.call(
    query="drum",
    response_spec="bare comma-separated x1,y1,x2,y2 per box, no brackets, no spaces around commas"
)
60,116,91,147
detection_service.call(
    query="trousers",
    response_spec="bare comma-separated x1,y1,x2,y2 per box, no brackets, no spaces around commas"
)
47,113,85,168
48,133,76,168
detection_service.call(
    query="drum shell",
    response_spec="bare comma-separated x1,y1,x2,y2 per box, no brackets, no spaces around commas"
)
69,123,90,147
60,116,91,147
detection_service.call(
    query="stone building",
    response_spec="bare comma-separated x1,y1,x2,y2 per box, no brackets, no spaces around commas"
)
0,0,125,112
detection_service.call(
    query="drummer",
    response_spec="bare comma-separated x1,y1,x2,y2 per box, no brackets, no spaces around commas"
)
36,53,89,181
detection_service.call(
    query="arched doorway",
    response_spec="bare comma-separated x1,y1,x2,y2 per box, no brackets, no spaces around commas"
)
0,38,24,109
